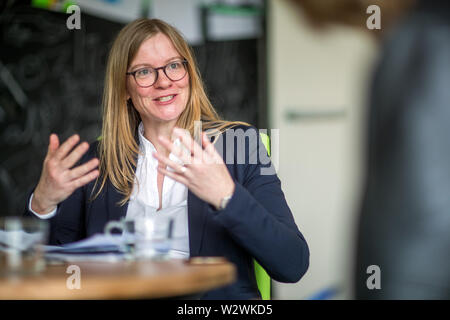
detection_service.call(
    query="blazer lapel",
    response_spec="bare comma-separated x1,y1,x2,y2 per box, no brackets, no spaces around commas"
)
188,190,208,256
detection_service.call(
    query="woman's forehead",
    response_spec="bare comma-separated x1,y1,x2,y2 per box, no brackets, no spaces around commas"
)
130,33,181,68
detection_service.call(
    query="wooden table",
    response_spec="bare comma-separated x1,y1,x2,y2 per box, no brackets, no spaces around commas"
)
0,258,236,299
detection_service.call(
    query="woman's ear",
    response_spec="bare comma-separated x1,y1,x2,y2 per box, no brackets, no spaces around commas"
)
126,91,132,107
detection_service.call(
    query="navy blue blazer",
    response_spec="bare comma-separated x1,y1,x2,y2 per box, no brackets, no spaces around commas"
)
25,125,309,299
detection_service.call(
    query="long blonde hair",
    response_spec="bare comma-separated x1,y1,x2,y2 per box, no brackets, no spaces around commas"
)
94,18,248,205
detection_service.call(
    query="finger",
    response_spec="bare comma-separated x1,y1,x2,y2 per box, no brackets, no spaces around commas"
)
158,136,192,165
157,166,189,186
69,169,99,190
61,141,90,169
54,134,80,161
153,152,189,175
47,134,60,156
66,158,99,181
202,132,216,157
200,132,221,165
172,139,193,165
174,127,203,160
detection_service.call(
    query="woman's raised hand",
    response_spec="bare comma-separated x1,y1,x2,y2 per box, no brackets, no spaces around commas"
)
31,134,100,214
153,127,235,210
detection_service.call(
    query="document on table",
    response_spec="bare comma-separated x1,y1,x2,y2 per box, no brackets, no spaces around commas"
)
43,233,133,262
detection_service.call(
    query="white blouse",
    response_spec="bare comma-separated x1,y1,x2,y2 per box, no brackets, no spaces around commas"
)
127,123,189,259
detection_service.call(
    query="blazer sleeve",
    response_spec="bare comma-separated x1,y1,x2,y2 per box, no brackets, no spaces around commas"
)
209,126,310,283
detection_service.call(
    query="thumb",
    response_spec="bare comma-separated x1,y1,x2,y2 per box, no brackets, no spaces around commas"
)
48,134,60,155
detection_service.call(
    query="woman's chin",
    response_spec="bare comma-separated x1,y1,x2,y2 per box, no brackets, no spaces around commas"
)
138,103,186,124
148,112,183,124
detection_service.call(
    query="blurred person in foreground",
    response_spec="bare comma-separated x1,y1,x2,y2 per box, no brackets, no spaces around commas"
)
24,18,309,299
292,0,450,298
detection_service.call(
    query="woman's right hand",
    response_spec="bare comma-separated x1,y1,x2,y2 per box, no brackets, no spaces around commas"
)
31,134,100,214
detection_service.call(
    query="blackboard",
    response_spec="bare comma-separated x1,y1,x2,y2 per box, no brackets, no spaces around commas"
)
0,3,261,217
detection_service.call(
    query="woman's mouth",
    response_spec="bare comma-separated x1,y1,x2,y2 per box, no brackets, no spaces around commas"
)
154,94,177,104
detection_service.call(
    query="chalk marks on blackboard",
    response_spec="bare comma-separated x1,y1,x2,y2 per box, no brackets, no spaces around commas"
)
0,4,261,217
0,5,123,215
0,60,28,109
193,39,258,125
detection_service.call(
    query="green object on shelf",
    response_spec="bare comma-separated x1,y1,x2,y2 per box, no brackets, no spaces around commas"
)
62,1,76,12
31,0,52,9
31,0,76,12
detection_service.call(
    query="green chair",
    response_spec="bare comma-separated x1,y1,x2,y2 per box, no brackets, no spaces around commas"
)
254,132,272,300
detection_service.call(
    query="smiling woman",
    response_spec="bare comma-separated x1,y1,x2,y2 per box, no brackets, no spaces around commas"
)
97,19,248,206
125,34,190,127
24,18,310,300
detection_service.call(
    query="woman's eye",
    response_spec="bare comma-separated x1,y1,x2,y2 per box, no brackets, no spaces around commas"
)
169,62,181,70
136,68,152,77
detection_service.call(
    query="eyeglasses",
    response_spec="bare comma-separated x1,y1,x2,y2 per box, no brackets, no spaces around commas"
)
126,59,188,87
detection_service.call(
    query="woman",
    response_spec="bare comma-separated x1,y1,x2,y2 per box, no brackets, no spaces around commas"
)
26,18,309,299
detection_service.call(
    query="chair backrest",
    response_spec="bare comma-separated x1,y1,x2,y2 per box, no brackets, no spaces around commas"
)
254,132,271,300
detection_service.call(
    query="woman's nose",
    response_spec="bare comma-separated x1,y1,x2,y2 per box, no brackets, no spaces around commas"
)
154,69,172,88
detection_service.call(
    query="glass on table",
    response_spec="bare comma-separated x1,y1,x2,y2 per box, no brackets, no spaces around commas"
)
0,216,49,277
104,215,174,260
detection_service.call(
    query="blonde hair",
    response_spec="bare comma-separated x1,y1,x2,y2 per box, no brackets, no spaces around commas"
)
94,18,248,205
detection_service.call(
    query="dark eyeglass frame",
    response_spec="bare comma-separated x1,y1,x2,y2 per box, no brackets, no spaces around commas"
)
126,59,188,88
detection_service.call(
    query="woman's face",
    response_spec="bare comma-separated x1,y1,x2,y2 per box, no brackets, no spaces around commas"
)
126,33,190,126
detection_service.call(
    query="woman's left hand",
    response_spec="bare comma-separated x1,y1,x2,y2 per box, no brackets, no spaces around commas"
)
153,127,235,209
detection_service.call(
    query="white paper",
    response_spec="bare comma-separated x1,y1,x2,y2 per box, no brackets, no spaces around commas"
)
44,252,125,263
43,233,132,252
42,234,131,262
